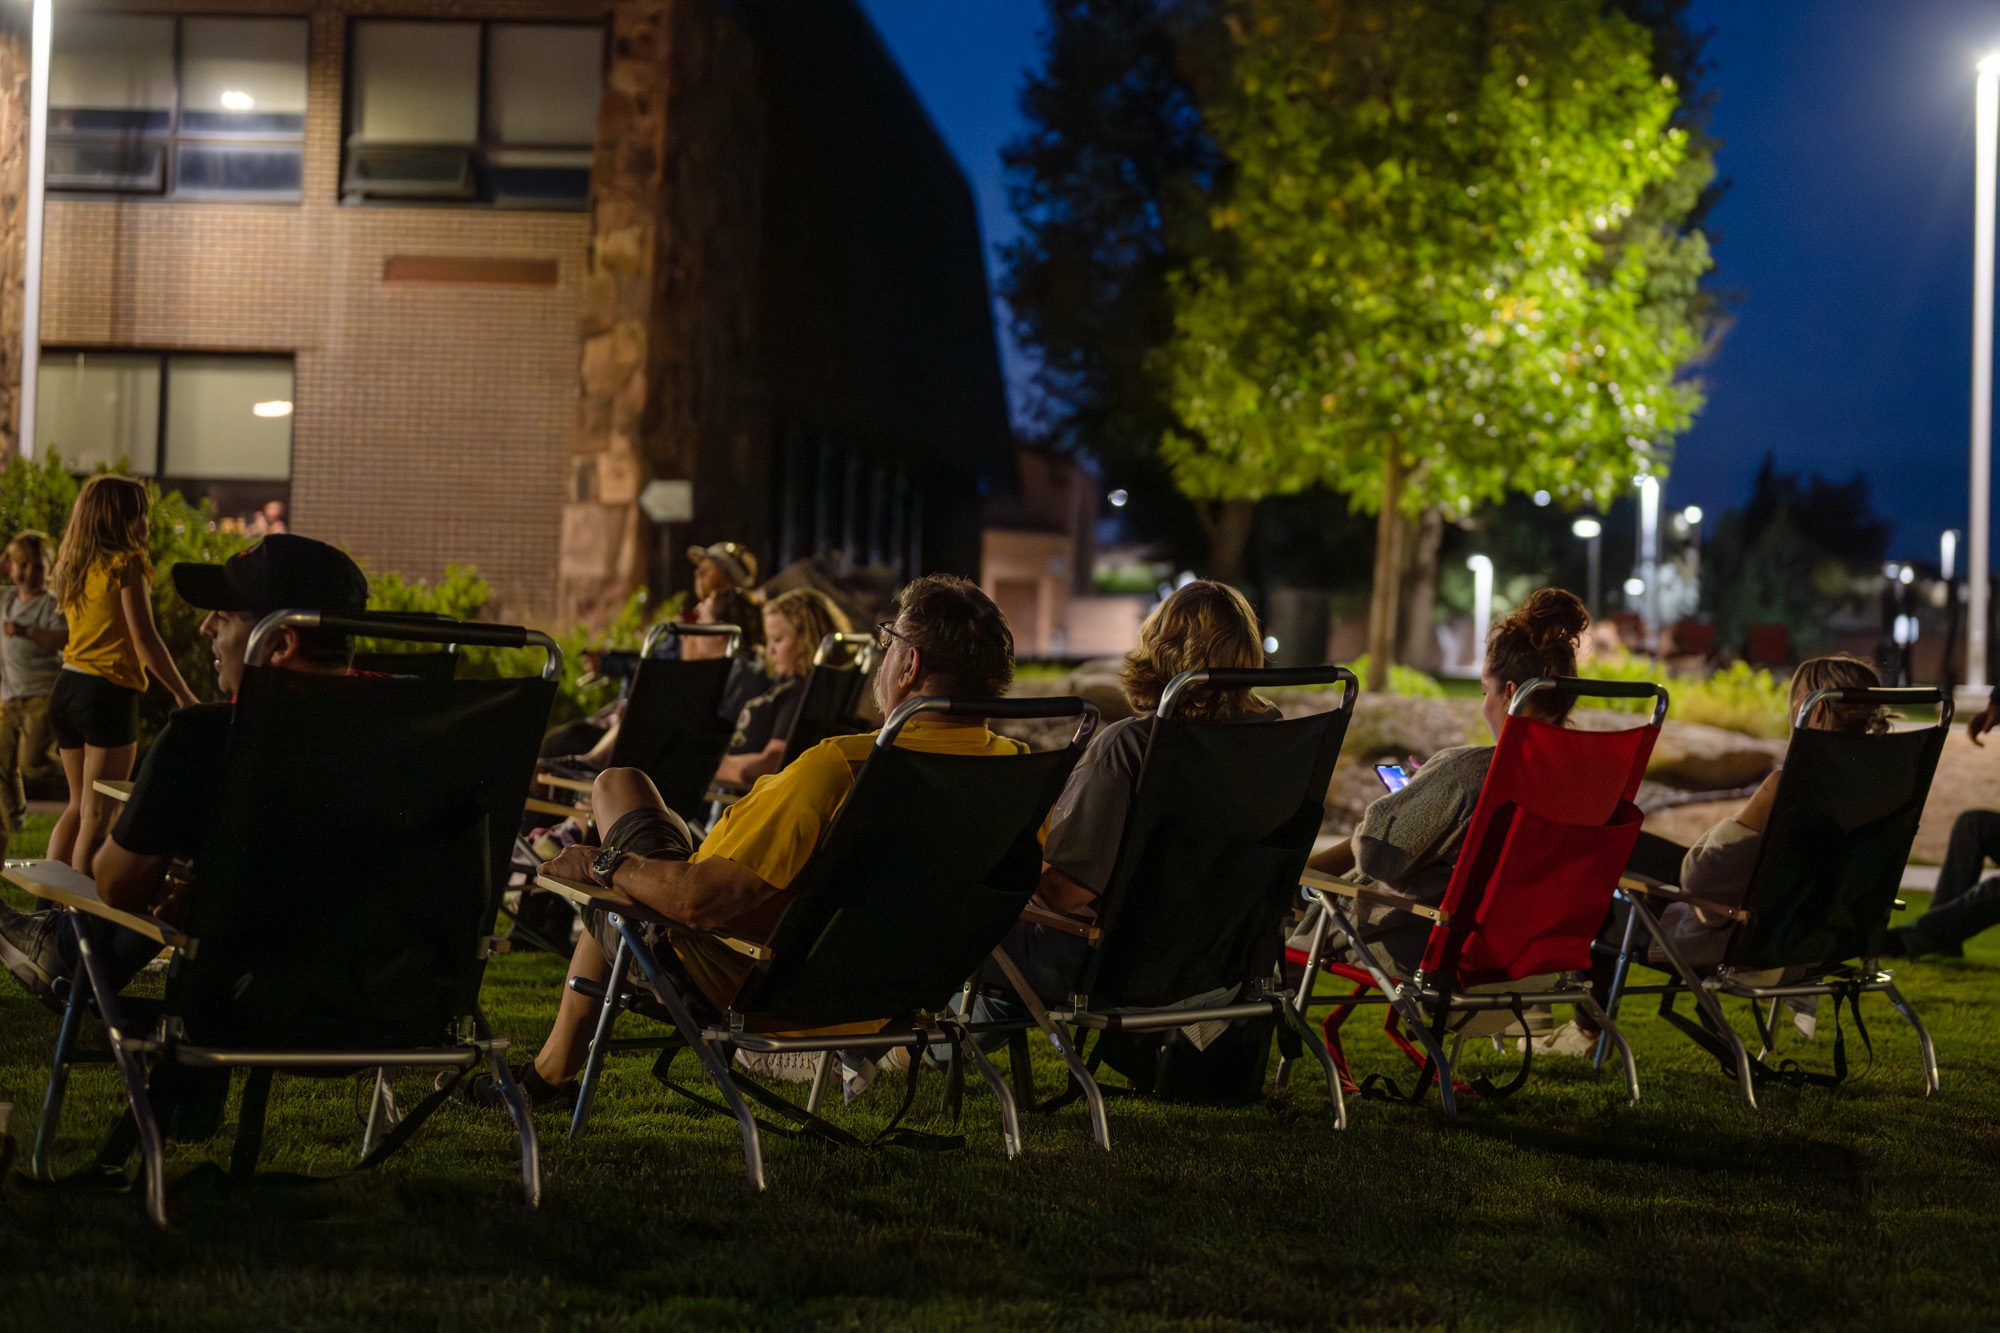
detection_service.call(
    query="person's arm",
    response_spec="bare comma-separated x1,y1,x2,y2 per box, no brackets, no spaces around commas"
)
1731,769,1782,834
543,843,776,931
1350,748,1484,887
18,621,66,652
92,835,169,915
716,738,786,785
119,563,198,707
1971,689,2000,746
579,721,620,766
1035,863,1097,916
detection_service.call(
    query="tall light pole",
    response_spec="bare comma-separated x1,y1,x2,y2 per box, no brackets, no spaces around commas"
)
1638,475,1661,649
17,0,51,457
1970,53,2000,690
1466,554,1493,668
1573,517,1603,618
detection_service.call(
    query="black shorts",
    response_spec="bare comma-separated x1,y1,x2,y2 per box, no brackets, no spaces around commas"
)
586,806,695,963
49,669,142,750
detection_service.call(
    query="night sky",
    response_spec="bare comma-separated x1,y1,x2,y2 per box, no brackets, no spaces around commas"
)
857,0,2000,565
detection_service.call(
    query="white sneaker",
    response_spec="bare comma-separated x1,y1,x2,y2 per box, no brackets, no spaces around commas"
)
1792,1008,1816,1041
733,1050,820,1083
1524,1019,1598,1058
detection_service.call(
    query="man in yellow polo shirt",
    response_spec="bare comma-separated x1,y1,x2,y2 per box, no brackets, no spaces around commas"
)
462,573,1025,1109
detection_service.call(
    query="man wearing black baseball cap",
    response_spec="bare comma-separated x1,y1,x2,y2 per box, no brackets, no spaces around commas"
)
0,534,369,1014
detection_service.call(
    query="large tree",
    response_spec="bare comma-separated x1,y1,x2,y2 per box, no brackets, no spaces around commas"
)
1156,0,1711,685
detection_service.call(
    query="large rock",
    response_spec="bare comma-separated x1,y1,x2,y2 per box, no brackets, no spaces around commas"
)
1642,721,1786,790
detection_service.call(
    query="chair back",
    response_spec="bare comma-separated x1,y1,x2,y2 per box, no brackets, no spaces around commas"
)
1420,679,1666,987
776,632,879,767
1087,666,1357,1007
610,622,743,815
350,610,459,682
169,613,558,1048
736,695,1096,1030
1727,686,1949,970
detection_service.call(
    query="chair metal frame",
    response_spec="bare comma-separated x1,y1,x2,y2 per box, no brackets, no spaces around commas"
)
1598,684,1950,1109
12,609,561,1226
1294,677,1666,1114
992,665,1361,1144
554,692,1096,1191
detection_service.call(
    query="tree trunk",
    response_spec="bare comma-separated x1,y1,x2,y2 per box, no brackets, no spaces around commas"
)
1398,507,1445,670
1204,497,1258,585
1364,449,1406,693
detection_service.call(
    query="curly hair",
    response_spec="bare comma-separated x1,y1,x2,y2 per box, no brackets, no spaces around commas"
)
894,574,1013,698
1789,654,1889,734
1485,587,1590,723
701,586,764,656
762,588,849,678
1122,580,1268,720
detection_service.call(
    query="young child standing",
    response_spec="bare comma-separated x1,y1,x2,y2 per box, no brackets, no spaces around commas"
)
0,531,67,839
47,476,199,872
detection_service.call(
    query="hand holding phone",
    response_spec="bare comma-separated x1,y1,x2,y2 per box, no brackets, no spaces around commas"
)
1375,763,1410,792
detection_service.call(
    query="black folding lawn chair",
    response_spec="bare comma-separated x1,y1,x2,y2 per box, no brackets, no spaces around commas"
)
7,611,559,1227
351,611,461,682
704,631,878,817
978,666,1358,1145
1603,685,1949,1108
543,693,1096,1190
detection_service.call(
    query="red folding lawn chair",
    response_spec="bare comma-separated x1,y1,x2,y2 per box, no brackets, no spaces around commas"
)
1288,677,1666,1114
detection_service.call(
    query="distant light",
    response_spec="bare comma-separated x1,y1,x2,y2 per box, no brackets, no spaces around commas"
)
1572,518,1602,539
1531,489,1550,507
1883,562,1901,579
1682,505,1703,525
1900,565,1915,585
1466,553,1493,573
1263,636,1279,653
1894,614,1921,646
1980,52,2000,75
1107,489,1129,508
1623,577,1646,596
1944,529,1960,581
219,89,255,111
252,400,292,418
1174,570,1196,589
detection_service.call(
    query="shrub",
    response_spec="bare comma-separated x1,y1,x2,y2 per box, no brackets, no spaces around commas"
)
1582,649,1791,738
1340,654,1447,698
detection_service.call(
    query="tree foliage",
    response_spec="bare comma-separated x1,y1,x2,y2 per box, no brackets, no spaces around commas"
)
1157,0,1710,521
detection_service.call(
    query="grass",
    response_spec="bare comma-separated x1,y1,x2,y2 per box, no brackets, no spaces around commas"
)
4,827,2000,1329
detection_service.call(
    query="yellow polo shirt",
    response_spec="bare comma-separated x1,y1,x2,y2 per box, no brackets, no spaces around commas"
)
670,717,1030,1015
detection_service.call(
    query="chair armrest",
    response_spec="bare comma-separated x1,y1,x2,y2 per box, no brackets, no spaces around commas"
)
1020,901,1102,941
1299,868,1449,925
535,772,595,795
3,859,188,950
704,782,748,809
534,873,772,961
1616,876,1748,923
523,796,585,820
93,779,133,803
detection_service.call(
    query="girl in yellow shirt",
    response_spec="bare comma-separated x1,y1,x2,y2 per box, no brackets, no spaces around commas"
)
46,476,198,872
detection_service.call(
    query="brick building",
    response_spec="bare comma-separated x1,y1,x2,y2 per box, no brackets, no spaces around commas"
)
0,0,1010,624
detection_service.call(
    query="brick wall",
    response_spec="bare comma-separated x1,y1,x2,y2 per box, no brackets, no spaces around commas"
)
28,0,618,623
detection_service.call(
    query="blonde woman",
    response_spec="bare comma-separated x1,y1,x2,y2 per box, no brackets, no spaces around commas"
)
47,477,198,872
712,588,849,787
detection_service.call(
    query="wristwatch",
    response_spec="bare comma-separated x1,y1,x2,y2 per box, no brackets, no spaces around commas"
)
589,846,630,889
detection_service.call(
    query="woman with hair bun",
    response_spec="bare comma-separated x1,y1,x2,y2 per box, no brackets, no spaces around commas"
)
1304,587,1593,974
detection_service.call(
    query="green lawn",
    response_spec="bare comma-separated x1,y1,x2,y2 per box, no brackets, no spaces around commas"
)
4,828,2000,1329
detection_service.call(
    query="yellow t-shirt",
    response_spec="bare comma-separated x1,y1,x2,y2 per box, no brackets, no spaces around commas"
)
61,553,149,693
668,716,1030,1015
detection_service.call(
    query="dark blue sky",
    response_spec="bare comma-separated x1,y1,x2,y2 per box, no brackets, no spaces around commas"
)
858,0,2000,563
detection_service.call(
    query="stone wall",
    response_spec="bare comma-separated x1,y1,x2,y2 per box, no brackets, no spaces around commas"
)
562,0,769,625
0,19,27,458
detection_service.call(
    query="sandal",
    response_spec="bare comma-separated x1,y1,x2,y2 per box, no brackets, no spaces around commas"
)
446,1062,579,1111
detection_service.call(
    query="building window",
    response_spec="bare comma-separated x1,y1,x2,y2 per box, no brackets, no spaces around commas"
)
50,14,308,200
37,351,295,530
343,20,603,209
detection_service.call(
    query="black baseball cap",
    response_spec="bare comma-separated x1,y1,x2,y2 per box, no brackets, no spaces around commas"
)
173,533,368,617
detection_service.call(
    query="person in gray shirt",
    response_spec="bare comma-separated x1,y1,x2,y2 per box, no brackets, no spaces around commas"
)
0,531,67,836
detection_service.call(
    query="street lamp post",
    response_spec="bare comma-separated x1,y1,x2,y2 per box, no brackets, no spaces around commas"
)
1970,53,2000,691
1572,517,1603,618
1638,475,1661,651
1466,554,1493,668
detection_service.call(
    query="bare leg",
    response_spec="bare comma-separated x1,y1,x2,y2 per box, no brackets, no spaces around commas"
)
528,767,674,1085
46,746,85,865
69,743,136,874
532,930,613,1084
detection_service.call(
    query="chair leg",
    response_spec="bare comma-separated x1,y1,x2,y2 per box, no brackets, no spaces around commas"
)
483,1040,543,1207
1753,997,1782,1060
989,947,1109,1150
1576,991,1640,1105
74,925,168,1227
805,1051,835,1116
1882,981,1941,1096
1626,902,1757,1110
359,1068,400,1159
956,1033,1023,1159
613,915,766,1191
30,950,88,1179
1279,996,1346,1130
570,931,630,1142
1324,904,1457,1115
1278,904,1333,1089
1595,901,1641,1071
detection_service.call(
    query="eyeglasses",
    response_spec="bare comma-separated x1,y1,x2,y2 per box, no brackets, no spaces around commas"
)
875,620,913,652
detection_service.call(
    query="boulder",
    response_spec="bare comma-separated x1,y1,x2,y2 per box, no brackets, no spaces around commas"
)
1642,721,1786,790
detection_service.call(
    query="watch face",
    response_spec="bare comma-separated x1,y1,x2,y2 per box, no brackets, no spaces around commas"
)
593,847,621,881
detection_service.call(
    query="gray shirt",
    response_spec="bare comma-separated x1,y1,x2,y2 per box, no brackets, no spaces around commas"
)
0,587,65,700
